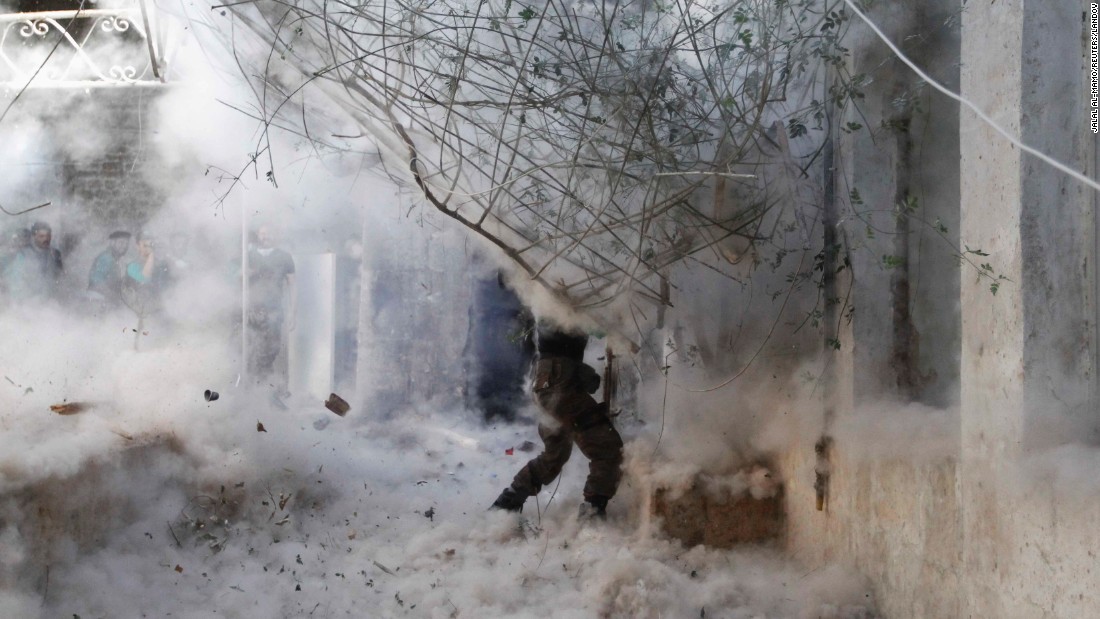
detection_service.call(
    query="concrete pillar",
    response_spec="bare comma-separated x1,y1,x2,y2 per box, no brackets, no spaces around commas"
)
843,2,961,407
961,0,1095,470
843,2,914,402
960,2,1096,616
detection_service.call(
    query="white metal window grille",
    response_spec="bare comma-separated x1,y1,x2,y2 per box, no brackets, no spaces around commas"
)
0,0,165,88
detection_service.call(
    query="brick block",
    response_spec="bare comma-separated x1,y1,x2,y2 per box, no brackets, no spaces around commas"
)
652,472,783,549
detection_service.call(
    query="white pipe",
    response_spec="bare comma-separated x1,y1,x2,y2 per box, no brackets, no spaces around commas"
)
843,0,1100,195
241,200,249,385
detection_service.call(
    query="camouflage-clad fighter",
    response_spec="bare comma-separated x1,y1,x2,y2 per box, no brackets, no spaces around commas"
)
491,322,624,518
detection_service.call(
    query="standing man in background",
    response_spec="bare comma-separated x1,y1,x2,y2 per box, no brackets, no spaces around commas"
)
6,221,63,302
87,230,131,307
0,228,30,306
122,232,171,323
248,224,296,395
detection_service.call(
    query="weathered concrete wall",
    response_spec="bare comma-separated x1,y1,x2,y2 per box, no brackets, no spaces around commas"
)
779,2,1100,618
957,1,1100,617
905,2,962,408
356,216,473,414
780,446,962,619
1,87,175,305
841,0,961,406
841,1,917,403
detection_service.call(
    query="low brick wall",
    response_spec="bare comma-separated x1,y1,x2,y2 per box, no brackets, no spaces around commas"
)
652,474,783,549
0,436,188,592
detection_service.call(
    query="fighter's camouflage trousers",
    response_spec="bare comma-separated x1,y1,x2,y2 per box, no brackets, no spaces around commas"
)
510,356,624,503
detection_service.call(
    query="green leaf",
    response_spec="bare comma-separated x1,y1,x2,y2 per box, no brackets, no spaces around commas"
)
882,255,905,269
901,194,918,214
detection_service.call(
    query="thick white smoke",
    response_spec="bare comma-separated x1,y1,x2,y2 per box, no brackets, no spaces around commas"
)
0,2,885,617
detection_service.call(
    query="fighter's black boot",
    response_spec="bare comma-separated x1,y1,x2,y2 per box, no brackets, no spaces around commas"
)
490,487,526,512
578,495,609,520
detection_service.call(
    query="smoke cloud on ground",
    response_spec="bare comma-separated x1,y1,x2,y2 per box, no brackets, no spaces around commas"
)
0,2,890,617
2,386,878,618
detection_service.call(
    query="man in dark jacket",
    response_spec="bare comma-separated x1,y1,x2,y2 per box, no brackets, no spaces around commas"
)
87,230,131,306
247,224,296,392
5,221,63,302
491,321,624,518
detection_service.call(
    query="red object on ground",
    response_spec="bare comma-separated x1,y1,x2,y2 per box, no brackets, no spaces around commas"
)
505,447,514,455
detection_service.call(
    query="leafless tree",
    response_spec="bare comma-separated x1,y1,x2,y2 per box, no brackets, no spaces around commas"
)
213,0,856,355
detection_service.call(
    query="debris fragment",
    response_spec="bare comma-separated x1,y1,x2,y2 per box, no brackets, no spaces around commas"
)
372,560,396,576
50,402,88,416
204,389,219,402
257,421,267,432
505,447,515,456
110,429,134,441
324,393,350,416
424,507,435,521
519,440,537,452
174,565,183,573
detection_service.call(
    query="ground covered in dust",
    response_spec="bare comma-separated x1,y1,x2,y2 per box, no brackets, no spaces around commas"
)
3,409,878,618
0,312,876,618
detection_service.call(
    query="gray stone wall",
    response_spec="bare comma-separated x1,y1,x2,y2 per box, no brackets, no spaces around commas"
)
355,215,474,415
2,87,173,298
779,2,1100,618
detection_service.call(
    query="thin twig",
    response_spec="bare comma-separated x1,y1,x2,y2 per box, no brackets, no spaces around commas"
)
0,202,51,217
41,564,49,606
211,0,261,9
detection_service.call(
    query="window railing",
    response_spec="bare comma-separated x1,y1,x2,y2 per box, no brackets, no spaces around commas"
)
0,1,165,88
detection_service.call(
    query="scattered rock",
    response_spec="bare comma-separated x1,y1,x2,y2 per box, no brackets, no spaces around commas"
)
324,393,350,416
50,402,88,416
